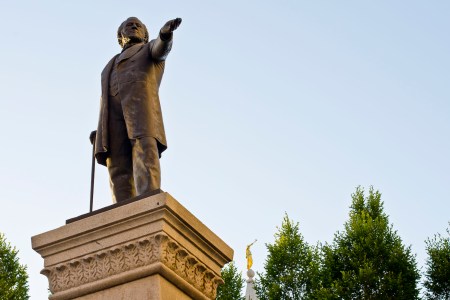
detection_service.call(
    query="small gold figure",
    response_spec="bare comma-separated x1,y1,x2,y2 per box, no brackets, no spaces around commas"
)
246,239,257,270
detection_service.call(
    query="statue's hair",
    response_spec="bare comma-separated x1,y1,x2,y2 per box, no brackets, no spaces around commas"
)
117,17,149,48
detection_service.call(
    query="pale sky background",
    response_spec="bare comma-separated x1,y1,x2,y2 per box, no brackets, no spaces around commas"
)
0,1,449,298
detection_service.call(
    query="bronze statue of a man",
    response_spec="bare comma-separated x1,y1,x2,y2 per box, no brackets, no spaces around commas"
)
93,17,182,202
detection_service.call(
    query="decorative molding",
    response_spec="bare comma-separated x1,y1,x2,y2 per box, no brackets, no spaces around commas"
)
41,233,222,299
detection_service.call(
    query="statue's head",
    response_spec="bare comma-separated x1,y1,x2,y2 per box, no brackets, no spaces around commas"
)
117,17,149,48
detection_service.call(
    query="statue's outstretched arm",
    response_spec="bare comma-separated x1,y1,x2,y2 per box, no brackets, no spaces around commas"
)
151,18,182,60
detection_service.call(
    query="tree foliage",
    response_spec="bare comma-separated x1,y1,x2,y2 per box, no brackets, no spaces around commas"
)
254,214,321,300
423,223,450,299
216,261,245,300
320,186,420,299
0,233,29,300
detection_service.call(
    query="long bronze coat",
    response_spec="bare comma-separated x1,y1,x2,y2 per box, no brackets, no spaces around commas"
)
95,35,173,166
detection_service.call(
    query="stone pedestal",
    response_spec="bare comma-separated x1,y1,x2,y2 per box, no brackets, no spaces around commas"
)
31,192,233,300
245,269,258,300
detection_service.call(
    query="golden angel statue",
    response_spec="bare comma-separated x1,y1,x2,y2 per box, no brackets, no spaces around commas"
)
246,239,257,270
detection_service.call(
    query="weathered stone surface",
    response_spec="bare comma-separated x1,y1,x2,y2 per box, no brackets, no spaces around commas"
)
32,192,233,300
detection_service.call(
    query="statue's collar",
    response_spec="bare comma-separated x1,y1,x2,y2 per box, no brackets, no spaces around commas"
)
117,42,145,63
121,41,144,52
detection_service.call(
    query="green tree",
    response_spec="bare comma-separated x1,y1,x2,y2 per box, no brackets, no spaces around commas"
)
0,233,29,300
423,223,450,299
216,261,245,300
320,186,420,299
254,214,321,300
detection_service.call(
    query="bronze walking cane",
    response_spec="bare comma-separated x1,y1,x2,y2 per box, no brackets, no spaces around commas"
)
89,130,97,212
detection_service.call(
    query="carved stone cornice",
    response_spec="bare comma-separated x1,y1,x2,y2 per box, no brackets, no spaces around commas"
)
32,193,234,299
42,233,222,299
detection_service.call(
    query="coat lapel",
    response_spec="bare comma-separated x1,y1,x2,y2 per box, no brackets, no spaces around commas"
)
117,43,145,64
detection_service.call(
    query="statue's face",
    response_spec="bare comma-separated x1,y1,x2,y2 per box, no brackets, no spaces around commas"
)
121,17,146,42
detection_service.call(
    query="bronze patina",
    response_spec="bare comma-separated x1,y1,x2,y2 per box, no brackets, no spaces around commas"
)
92,17,182,203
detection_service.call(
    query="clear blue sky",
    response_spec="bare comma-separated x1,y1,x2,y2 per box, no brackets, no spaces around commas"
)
0,1,449,298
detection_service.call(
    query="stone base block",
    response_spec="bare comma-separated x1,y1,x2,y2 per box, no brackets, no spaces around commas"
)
31,192,233,300
74,274,190,300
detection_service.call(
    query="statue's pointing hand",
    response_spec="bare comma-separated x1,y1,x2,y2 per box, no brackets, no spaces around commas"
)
161,18,182,35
